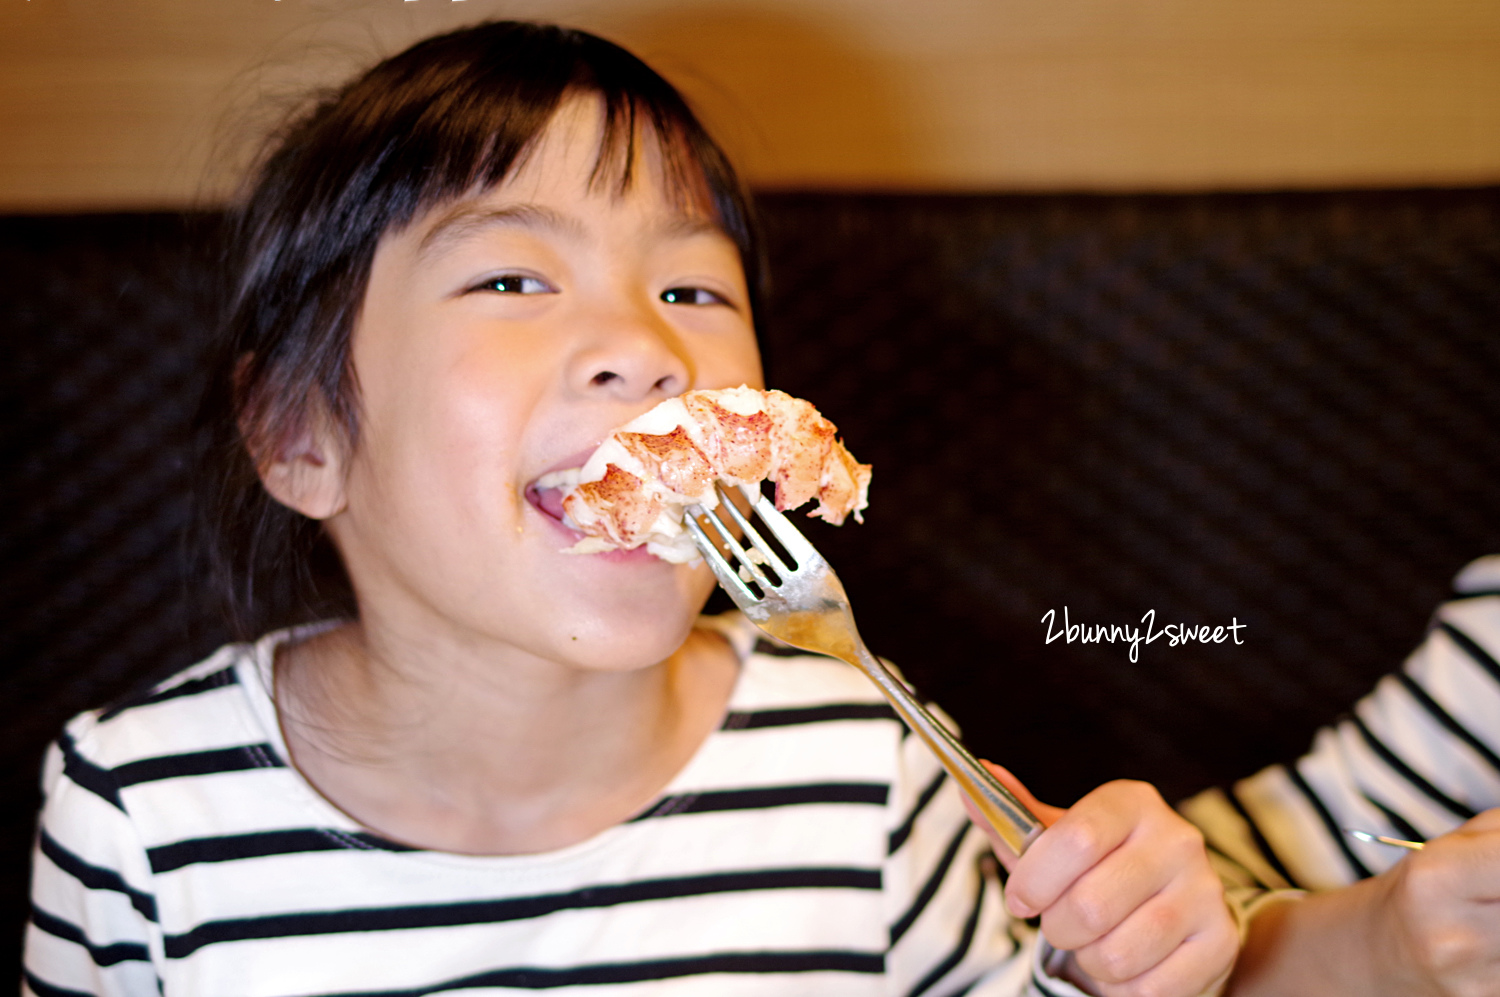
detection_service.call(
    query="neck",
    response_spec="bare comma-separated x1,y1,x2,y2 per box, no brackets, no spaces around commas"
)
274,616,740,855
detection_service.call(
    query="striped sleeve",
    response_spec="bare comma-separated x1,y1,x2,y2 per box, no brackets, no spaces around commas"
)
881,706,1086,997
25,727,164,997
1180,557,1500,892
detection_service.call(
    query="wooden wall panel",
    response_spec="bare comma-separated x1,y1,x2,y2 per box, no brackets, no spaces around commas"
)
1,0,1497,209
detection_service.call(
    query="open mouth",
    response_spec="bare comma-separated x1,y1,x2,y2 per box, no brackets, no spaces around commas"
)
524,464,670,565
525,462,587,526
525,480,570,523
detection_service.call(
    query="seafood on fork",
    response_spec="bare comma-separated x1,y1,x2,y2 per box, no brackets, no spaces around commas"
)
536,386,871,563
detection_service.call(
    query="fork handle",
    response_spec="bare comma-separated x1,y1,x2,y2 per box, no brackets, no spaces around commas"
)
849,645,1044,857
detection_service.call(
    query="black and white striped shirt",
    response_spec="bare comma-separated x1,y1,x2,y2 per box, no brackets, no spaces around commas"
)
25,615,1076,997
1181,555,1500,892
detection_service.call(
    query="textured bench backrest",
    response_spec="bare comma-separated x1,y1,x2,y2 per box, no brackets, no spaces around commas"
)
753,190,1500,802
2,190,1499,967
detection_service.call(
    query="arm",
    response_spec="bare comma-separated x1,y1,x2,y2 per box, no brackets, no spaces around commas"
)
1228,808,1500,997
24,730,163,997
1184,558,1500,996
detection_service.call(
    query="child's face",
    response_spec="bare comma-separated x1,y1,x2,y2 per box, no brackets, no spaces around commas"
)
311,96,762,671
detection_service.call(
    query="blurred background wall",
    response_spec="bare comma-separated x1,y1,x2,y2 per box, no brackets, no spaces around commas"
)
2,0,1498,211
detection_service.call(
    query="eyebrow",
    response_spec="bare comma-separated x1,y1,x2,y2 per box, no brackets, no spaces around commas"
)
415,200,730,261
653,212,726,240
416,203,586,259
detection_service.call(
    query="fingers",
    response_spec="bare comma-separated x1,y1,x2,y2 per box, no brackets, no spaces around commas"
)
1377,808,1500,991
1444,808,1500,900
1463,807,1500,832
1006,780,1169,919
961,761,1066,872
1038,820,1191,951
1081,917,1240,997
960,772,1238,994
1007,780,1238,996
1401,809,1500,905
977,760,1066,826
1066,857,1238,988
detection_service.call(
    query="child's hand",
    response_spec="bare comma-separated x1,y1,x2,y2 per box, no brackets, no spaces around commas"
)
1362,808,1500,997
967,762,1238,997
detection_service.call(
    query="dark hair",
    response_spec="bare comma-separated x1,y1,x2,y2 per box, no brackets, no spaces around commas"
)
198,20,762,638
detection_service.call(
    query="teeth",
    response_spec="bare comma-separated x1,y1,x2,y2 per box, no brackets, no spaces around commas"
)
536,467,582,490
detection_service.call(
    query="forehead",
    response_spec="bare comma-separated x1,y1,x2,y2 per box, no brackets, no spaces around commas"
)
404,96,724,255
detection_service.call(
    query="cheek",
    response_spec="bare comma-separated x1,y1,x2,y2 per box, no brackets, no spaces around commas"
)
694,331,764,391
385,335,533,457
342,365,531,553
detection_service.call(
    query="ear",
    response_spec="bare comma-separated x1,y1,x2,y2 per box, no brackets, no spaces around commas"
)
254,409,349,522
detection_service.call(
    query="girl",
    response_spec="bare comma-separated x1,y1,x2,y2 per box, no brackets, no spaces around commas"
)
25,22,1239,997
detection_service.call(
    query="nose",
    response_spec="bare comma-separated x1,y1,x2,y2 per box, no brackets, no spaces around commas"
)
567,297,692,402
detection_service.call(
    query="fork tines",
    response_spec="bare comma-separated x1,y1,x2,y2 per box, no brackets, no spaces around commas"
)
686,484,800,603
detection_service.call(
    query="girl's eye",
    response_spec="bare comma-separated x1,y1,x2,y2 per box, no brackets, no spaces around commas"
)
660,286,728,307
477,274,553,294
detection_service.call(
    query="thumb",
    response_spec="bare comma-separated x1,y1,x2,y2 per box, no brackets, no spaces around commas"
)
959,760,1067,872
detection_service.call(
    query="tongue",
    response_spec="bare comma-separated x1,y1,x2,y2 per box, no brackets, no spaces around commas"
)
530,485,569,522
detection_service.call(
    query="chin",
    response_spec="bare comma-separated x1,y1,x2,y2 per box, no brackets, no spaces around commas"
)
557,572,714,670
561,614,701,673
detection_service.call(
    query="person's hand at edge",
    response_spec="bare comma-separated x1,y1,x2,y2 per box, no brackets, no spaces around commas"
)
1227,807,1500,997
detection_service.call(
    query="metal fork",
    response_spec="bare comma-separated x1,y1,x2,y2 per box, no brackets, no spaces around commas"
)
686,483,1044,857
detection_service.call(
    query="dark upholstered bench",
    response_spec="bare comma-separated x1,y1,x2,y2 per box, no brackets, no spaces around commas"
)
4,188,1499,968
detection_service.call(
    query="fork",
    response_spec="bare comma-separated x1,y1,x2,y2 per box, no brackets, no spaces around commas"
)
686,483,1044,857
1344,828,1425,851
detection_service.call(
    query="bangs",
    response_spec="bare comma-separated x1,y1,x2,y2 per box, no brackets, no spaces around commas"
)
320,25,747,247
587,91,715,216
